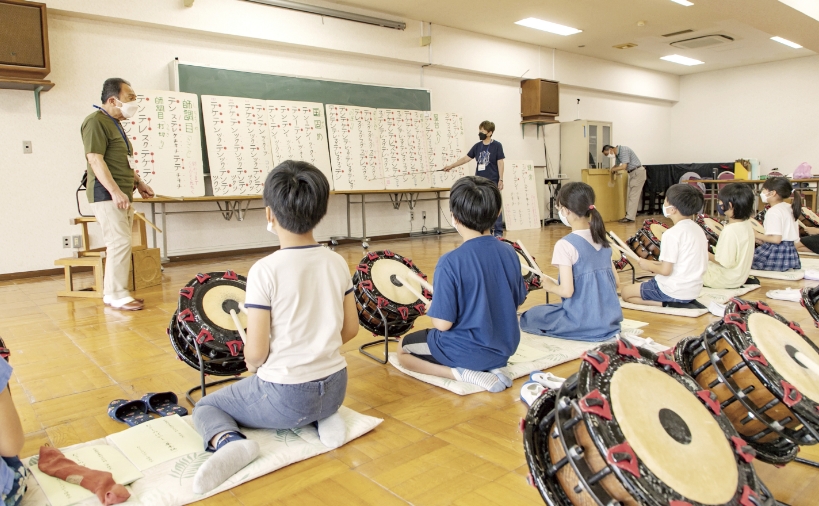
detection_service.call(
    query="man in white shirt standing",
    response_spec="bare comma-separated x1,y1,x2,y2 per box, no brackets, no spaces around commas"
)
602,144,645,224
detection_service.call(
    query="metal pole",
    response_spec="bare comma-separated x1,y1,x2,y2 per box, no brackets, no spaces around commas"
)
150,202,157,249
161,203,168,262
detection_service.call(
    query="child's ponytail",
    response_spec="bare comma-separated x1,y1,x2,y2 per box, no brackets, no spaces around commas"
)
556,182,610,248
588,206,610,248
792,190,803,221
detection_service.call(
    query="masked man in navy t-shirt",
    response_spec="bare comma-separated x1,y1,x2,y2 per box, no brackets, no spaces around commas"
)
443,120,505,237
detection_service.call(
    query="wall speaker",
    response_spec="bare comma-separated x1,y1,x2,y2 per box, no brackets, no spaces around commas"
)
0,0,50,80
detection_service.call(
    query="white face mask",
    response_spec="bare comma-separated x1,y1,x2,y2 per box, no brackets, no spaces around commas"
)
760,191,770,203
558,208,571,227
607,153,616,159
266,221,278,235
662,204,673,218
115,98,138,119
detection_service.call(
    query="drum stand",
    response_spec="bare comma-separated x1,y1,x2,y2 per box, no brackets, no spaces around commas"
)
185,336,243,406
358,304,399,364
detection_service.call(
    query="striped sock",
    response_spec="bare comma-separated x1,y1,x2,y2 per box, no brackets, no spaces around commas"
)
452,367,507,393
490,368,513,388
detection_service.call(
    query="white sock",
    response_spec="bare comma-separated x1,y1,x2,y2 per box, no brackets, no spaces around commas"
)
452,367,506,393
192,439,259,495
317,412,347,448
490,368,513,388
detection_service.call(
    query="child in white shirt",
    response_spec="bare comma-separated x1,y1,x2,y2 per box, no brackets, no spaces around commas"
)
752,177,802,271
621,184,708,307
191,161,359,494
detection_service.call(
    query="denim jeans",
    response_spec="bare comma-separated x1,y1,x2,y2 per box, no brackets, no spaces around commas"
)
493,212,504,236
192,368,347,449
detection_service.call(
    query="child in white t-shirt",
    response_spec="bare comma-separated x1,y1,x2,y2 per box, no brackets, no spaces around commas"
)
704,183,756,289
752,177,802,272
621,184,708,306
190,161,360,494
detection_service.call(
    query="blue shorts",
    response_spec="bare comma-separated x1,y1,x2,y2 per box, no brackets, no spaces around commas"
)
640,278,692,304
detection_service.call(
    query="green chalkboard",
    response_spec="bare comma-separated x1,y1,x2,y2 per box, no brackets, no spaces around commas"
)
177,63,430,174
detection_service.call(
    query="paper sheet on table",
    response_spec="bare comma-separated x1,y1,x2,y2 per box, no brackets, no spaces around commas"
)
106,415,203,471
26,445,143,506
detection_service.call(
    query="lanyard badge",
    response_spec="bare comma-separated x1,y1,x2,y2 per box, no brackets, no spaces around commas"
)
93,105,132,156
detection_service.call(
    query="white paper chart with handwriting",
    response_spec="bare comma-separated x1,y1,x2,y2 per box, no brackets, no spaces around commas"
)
424,112,467,188
201,95,274,196
377,109,430,190
267,101,333,189
122,90,206,197
326,104,384,191
502,160,541,230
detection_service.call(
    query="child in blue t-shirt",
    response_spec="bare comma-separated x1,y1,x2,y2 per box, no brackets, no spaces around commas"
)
0,340,26,506
397,176,528,392
520,182,622,341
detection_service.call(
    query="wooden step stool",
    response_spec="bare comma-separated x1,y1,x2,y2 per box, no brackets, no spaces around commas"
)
56,214,157,298
54,256,106,298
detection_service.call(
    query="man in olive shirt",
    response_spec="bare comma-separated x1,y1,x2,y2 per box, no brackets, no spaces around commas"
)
82,78,154,311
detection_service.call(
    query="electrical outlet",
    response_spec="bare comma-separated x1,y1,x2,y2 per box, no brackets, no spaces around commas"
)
62,236,71,248
22,141,32,154
72,235,82,248
409,211,415,221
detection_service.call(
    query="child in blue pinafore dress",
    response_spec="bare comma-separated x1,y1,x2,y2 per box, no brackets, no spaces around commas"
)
520,182,623,341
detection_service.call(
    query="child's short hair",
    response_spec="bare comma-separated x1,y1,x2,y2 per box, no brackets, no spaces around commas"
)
450,176,501,232
718,183,754,220
263,160,329,234
665,183,704,216
479,120,495,133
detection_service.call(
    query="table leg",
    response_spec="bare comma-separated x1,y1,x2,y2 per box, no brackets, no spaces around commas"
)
361,194,368,248
437,192,442,233
346,194,351,238
150,202,157,249
161,202,168,263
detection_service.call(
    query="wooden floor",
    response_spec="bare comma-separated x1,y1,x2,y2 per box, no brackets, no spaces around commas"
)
3,217,819,505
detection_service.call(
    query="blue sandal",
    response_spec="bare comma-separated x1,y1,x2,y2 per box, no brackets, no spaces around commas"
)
108,399,153,427
141,392,188,417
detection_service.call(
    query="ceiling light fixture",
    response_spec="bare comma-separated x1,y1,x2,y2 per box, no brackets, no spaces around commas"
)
670,0,694,6
778,0,819,22
771,36,803,48
660,54,704,66
515,18,582,36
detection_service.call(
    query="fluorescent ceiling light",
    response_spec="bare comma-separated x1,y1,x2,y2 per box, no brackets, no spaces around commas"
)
661,54,704,66
515,17,582,36
771,36,803,48
670,0,694,6
778,0,819,22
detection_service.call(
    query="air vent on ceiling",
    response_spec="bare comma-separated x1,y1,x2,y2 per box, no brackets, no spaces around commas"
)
613,43,638,49
671,34,734,49
662,29,694,37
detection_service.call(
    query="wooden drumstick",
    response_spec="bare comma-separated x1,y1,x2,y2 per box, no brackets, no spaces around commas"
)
134,212,163,233
794,351,819,377
406,270,434,294
608,232,641,263
798,220,808,231
394,276,431,307
520,264,558,284
515,239,543,273
229,309,248,343
610,242,641,263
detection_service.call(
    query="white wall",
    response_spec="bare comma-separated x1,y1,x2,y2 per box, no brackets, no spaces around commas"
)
0,3,679,275
670,55,819,173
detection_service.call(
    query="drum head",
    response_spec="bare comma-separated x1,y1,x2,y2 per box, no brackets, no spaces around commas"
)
610,363,738,504
649,223,667,240
749,312,819,401
703,217,723,234
202,285,248,330
803,207,819,226
371,258,423,305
